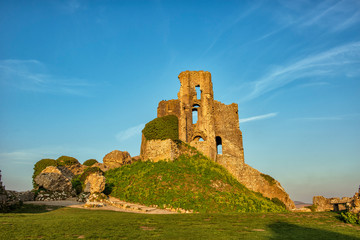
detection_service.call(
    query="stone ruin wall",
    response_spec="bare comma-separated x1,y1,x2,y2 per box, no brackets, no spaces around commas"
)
313,191,360,213
157,71,244,169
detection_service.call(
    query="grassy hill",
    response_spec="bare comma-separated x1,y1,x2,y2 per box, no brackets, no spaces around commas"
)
105,152,286,213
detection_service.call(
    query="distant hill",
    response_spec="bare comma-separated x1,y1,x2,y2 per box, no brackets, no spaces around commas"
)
294,201,312,208
105,152,287,213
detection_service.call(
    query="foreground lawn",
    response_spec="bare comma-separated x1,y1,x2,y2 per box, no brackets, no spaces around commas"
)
1,205,360,239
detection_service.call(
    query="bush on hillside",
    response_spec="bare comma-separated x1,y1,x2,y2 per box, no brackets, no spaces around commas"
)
105,153,286,213
142,115,179,140
270,197,287,209
71,175,82,195
339,211,360,225
56,156,79,166
32,159,57,187
83,159,98,167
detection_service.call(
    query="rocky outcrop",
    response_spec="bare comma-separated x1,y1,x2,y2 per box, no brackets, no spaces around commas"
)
92,162,110,172
34,166,74,193
84,173,106,193
66,163,86,175
103,150,132,169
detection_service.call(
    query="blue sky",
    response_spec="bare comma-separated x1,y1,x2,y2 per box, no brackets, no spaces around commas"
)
0,0,359,203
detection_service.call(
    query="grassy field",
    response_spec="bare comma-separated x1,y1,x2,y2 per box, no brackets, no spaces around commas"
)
1,204,360,239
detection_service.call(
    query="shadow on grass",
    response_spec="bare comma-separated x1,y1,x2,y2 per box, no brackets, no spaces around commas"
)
2,204,64,214
268,221,360,240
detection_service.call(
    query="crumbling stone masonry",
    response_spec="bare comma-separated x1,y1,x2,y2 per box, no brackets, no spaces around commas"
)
313,189,360,213
157,71,244,169
141,70,295,209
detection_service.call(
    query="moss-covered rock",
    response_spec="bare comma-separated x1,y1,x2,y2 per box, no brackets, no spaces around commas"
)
83,159,98,167
32,159,57,187
56,156,79,166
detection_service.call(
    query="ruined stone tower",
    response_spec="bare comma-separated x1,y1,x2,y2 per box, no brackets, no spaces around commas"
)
141,70,295,209
157,71,244,167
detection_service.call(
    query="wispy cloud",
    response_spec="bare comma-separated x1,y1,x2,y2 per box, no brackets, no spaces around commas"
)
201,3,261,56
300,0,360,31
300,116,343,121
259,0,360,41
295,113,360,121
116,123,145,142
0,59,94,95
244,41,360,100
239,112,278,123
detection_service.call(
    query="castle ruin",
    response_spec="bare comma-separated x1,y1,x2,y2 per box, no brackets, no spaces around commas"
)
141,70,295,209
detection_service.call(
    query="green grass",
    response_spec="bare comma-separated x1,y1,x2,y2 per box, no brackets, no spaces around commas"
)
105,153,286,213
1,206,360,239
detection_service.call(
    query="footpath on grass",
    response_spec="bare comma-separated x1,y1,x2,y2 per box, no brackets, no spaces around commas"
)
24,197,177,214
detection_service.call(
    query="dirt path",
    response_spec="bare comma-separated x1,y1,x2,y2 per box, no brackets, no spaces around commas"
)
24,198,177,214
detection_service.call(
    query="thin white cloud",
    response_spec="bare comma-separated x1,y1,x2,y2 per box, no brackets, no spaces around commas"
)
301,116,343,121
259,0,360,41
239,112,278,123
244,41,360,100
0,59,94,95
201,3,261,56
116,123,145,142
302,0,343,27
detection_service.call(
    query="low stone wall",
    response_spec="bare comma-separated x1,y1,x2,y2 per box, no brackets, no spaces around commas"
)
140,136,181,162
313,191,360,213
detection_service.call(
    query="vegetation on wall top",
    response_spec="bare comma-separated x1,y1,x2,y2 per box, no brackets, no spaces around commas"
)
142,115,179,141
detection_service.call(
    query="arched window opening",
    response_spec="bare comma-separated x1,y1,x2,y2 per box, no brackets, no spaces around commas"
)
195,85,201,99
216,136,222,155
192,108,198,124
194,136,204,142
192,105,199,124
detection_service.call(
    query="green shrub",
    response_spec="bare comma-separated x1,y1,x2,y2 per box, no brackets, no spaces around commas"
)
71,175,82,195
339,211,360,225
305,204,318,212
270,197,287,209
260,173,276,185
32,159,57,187
142,115,179,140
56,156,79,166
80,167,104,183
83,159,98,167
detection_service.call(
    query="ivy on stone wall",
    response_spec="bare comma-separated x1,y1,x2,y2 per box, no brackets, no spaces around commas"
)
142,115,179,141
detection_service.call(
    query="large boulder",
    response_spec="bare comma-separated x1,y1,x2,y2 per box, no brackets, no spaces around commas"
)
103,150,132,169
92,162,110,172
66,163,86,176
34,166,74,193
84,173,106,193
